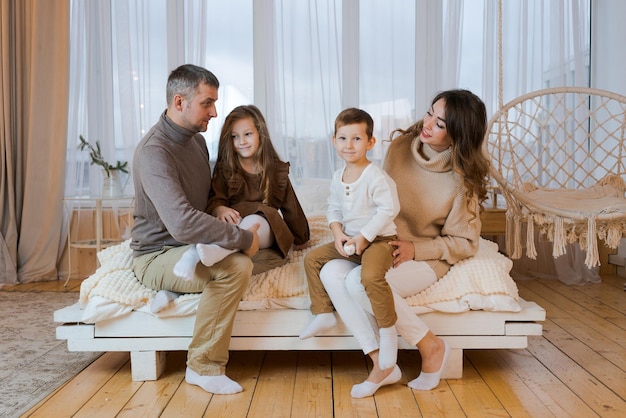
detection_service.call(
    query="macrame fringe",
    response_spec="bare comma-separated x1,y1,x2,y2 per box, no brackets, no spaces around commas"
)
507,213,523,259
552,216,566,258
606,223,624,248
584,216,600,268
525,214,537,259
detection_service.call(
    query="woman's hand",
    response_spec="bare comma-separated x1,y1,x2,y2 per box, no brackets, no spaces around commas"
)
213,206,241,224
388,239,415,267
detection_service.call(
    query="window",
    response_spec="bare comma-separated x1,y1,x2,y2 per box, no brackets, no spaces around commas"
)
66,0,590,197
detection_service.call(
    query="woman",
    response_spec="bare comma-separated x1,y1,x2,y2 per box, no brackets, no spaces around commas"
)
320,89,489,398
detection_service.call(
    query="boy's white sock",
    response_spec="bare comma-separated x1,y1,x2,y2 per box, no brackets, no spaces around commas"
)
299,312,337,339
185,368,243,394
150,290,181,313
173,246,200,281
196,243,236,267
378,325,398,370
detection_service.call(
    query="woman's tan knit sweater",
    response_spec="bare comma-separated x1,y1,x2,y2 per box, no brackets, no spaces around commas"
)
383,132,481,278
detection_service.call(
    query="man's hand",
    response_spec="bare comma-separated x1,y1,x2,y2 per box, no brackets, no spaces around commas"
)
243,223,260,257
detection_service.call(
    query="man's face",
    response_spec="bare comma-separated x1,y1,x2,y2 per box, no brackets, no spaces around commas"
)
178,82,218,133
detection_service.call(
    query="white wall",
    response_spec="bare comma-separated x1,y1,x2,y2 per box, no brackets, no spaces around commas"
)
592,0,626,95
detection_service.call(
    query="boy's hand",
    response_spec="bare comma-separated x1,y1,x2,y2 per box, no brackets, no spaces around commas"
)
346,234,369,256
333,234,351,256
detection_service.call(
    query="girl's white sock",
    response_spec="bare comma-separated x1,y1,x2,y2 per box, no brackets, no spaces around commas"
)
173,246,201,281
150,290,181,313
196,243,236,267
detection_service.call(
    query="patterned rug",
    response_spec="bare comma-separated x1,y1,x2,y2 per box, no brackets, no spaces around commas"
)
0,291,102,417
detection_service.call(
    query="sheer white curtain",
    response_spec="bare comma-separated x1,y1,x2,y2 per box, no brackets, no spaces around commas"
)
66,0,169,198
65,0,469,195
65,0,590,195
479,0,590,113
258,0,463,181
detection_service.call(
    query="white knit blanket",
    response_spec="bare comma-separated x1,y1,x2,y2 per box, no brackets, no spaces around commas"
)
79,216,520,322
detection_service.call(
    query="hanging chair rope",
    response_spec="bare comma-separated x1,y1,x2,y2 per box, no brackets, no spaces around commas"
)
497,0,503,109
488,0,626,268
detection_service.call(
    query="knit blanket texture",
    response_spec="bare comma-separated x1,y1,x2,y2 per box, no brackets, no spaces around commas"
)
79,215,519,316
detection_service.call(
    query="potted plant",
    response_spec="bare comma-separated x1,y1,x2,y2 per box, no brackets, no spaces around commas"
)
78,135,129,196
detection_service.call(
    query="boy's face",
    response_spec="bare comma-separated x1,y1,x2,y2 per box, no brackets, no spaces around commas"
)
332,122,375,164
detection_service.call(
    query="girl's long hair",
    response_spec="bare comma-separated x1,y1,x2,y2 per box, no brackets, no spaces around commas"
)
217,105,282,203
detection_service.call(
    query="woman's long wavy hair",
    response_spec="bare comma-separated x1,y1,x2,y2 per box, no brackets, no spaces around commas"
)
216,105,282,204
390,89,490,205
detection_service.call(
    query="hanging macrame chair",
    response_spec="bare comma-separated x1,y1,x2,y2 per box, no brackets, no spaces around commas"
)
483,1,626,269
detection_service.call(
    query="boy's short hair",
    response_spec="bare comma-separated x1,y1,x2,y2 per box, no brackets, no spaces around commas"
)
334,108,374,138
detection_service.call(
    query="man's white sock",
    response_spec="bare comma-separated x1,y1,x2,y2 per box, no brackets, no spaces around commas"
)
185,368,243,394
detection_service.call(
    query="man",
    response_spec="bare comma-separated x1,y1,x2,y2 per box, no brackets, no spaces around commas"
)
131,64,259,394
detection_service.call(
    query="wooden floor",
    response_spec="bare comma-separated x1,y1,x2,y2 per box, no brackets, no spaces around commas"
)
4,273,625,417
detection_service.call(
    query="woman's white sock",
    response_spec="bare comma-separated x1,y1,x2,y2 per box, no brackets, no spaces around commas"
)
350,365,402,398
407,340,450,390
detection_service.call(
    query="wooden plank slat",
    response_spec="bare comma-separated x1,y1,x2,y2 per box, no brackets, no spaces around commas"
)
202,351,264,418
246,351,298,417
25,352,129,417
291,351,334,417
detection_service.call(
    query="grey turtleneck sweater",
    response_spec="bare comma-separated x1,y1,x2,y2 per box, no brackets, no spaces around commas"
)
130,111,252,256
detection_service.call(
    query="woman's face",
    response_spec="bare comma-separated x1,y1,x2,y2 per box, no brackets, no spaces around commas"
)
231,117,260,161
421,98,452,152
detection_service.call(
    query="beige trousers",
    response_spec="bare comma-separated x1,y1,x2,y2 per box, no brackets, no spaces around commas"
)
133,245,253,376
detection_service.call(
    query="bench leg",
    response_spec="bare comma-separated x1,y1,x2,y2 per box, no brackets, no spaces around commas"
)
441,348,463,379
130,351,167,381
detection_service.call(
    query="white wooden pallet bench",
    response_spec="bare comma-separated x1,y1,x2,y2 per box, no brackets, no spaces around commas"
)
55,299,545,381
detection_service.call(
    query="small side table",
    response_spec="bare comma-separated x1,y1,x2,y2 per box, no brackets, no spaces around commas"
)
481,186,507,239
63,195,134,285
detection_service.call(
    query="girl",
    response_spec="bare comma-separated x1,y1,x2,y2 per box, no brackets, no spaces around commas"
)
169,105,310,289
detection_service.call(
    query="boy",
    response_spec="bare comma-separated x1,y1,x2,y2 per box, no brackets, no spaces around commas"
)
300,108,400,370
